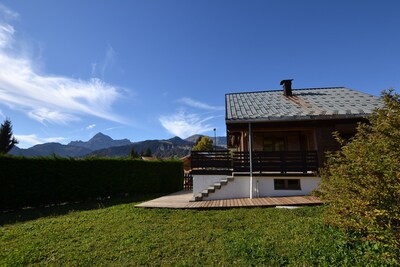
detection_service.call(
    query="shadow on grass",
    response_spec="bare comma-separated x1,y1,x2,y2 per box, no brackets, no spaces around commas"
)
0,193,165,226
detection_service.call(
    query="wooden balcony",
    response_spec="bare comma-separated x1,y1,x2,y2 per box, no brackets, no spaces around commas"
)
191,150,232,175
191,150,318,175
233,151,318,174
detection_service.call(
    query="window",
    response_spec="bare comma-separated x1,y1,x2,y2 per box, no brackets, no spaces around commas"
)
263,136,285,151
274,179,301,190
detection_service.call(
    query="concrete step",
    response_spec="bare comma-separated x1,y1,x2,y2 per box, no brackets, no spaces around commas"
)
207,187,215,193
192,194,203,201
194,176,234,202
214,183,221,189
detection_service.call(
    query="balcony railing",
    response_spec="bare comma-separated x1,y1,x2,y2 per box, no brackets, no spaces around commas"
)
233,151,318,174
191,150,318,175
191,150,232,175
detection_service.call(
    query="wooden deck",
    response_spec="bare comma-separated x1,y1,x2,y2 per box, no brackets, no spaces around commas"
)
135,191,322,209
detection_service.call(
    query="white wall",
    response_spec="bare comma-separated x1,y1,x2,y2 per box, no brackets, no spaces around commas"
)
193,175,227,196
256,176,320,197
204,176,249,200
200,175,320,200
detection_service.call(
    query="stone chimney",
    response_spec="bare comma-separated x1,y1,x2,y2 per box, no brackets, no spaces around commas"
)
280,79,293,96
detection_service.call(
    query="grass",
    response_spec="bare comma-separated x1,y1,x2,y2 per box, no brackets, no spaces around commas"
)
0,195,387,266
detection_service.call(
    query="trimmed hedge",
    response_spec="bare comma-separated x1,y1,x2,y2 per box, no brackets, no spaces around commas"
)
0,156,183,210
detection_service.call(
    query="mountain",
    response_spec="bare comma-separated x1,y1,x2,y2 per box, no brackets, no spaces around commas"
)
10,143,92,157
185,135,227,148
68,132,131,150
184,134,203,144
87,137,193,158
8,133,227,158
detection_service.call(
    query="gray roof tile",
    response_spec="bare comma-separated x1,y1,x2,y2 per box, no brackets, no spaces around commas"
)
225,87,382,122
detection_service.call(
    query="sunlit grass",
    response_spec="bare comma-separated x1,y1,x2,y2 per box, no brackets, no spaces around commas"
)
0,196,384,266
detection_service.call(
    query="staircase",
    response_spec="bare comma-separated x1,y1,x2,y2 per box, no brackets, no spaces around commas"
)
191,175,234,201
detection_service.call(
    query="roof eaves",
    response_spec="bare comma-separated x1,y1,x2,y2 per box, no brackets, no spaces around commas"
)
225,113,369,124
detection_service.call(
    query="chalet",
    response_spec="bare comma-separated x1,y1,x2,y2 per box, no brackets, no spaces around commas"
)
191,80,382,201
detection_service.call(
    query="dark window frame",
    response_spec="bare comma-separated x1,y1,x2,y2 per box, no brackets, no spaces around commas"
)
274,179,301,190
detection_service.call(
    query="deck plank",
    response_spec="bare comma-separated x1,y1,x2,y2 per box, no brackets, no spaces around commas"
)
136,190,323,209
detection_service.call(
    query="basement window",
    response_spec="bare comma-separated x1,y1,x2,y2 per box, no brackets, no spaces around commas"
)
274,179,301,190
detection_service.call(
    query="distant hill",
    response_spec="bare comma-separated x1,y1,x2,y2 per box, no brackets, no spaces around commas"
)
86,137,193,158
185,135,227,148
68,132,131,150
10,143,92,157
9,133,227,158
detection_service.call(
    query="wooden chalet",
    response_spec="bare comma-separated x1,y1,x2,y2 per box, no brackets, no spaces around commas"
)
191,80,382,201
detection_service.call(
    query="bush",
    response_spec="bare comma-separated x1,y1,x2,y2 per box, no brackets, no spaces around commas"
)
319,90,400,262
0,157,183,210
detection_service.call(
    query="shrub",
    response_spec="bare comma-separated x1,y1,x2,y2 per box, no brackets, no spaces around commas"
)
319,90,400,261
0,157,183,210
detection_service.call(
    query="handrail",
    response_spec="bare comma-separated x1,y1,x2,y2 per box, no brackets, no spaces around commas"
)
233,151,318,174
191,150,232,175
191,150,318,175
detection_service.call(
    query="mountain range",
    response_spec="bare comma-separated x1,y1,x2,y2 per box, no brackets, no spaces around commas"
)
9,132,227,158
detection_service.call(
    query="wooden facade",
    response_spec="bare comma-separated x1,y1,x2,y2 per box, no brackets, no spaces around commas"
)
227,117,364,169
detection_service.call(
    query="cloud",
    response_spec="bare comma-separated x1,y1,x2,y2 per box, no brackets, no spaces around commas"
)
0,4,19,20
15,134,66,148
86,124,96,130
101,45,115,78
0,109,4,118
159,110,216,138
91,63,97,77
178,97,224,111
91,45,116,79
0,10,126,125
0,24,14,48
105,126,124,131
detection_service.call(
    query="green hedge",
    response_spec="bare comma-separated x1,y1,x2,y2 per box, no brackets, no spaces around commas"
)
0,156,183,210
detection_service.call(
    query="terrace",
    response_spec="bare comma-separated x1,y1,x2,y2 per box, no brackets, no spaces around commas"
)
191,150,319,176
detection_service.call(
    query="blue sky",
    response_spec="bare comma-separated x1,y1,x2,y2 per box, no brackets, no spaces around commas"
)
0,1,399,148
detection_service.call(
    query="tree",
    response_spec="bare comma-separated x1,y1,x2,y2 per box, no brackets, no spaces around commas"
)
319,90,400,259
144,147,152,157
192,136,213,151
129,147,140,159
0,118,18,154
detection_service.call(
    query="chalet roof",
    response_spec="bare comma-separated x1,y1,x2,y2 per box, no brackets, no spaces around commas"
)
225,87,382,123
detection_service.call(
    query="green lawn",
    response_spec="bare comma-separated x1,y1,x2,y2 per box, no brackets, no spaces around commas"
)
0,195,384,266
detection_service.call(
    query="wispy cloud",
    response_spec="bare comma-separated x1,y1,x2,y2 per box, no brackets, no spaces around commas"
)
178,97,224,111
86,124,96,130
0,109,4,118
0,23,14,48
105,126,124,131
0,8,126,125
159,110,216,138
101,45,115,79
91,44,116,79
15,134,66,148
0,4,19,20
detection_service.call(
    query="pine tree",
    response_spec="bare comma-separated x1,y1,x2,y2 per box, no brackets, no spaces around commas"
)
129,147,140,159
144,147,152,157
0,119,18,154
